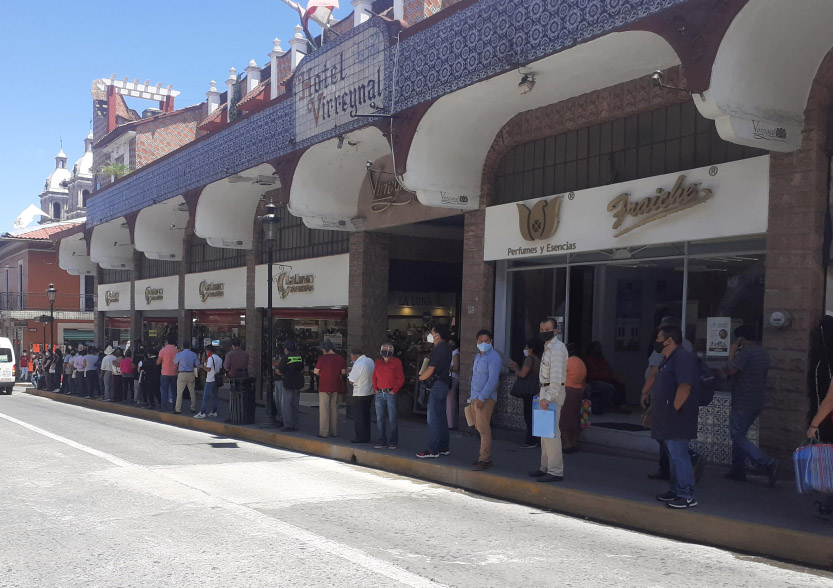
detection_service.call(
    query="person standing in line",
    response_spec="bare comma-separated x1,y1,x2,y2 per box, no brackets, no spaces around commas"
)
120,350,135,403
100,346,117,401
195,345,222,419
277,342,305,432
529,317,568,483
174,340,200,414
724,325,779,485
61,349,73,395
314,339,346,438
19,352,29,382
347,347,375,443
447,336,461,429
651,325,700,509
157,335,179,410
132,348,145,405
84,347,101,398
72,349,87,396
112,349,125,401
416,326,453,459
223,337,250,379
142,348,162,410
272,348,285,428
64,349,77,394
470,329,503,471
509,338,544,449
373,343,405,450
562,343,588,453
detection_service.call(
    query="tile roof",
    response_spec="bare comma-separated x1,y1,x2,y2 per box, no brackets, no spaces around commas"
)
7,222,83,240
237,79,270,109
197,104,228,130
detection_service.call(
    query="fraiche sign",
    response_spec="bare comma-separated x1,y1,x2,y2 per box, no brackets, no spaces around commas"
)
295,25,386,142
483,156,770,261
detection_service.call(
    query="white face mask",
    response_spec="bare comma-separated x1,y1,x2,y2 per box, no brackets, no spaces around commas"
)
426,334,435,344
523,349,530,357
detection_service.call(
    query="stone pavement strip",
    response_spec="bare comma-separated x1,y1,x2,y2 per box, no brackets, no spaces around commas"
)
20,384,833,568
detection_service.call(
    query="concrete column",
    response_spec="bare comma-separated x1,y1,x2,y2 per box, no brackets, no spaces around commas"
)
177,231,193,346
459,210,495,404
225,68,237,124
93,267,105,347
206,81,221,115
348,232,390,357
245,231,262,400
129,251,143,347
393,0,404,21
269,38,284,100
352,0,373,25
244,60,261,94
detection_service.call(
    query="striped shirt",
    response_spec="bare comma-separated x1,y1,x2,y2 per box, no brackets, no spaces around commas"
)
539,338,568,405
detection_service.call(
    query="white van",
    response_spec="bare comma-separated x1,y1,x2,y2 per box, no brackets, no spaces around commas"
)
0,337,15,394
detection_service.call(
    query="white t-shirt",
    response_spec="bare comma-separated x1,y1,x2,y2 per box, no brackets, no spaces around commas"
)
205,354,221,383
348,355,375,396
100,354,117,373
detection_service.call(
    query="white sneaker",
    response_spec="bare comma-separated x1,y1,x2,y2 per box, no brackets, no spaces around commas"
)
194,412,206,419
208,412,218,417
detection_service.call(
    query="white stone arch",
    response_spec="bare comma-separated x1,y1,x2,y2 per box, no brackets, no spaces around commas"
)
194,163,278,249
289,126,391,230
694,0,833,152
403,31,680,208
90,217,133,269
58,233,97,276
134,195,190,260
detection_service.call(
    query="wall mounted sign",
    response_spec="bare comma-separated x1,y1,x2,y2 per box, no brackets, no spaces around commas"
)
135,276,178,311
483,156,770,262
367,166,415,214
295,26,386,142
104,291,120,306
144,287,164,305
255,254,349,308
185,268,246,309
275,265,315,298
199,281,225,302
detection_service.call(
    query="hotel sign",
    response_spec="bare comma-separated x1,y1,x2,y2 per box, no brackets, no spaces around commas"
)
483,156,770,261
295,26,386,142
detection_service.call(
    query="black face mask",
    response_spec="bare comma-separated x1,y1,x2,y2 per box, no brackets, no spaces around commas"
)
540,331,555,341
381,350,393,359
653,339,667,354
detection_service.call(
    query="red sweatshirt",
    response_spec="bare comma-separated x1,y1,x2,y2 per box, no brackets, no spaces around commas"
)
372,357,405,394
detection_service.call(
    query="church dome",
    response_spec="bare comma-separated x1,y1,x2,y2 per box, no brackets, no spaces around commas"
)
72,134,94,179
44,148,71,193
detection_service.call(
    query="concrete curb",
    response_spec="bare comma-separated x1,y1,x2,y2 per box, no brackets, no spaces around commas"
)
23,387,833,568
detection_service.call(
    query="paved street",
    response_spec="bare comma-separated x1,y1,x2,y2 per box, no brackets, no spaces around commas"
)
1,391,831,588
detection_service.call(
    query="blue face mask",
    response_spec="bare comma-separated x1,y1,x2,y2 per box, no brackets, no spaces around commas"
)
477,342,492,353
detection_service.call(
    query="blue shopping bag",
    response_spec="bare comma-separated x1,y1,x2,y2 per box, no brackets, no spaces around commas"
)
793,440,833,494
532,396,558,439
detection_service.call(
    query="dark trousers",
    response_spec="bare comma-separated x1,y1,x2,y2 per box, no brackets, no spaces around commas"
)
122,376,134,402
352,394,374,442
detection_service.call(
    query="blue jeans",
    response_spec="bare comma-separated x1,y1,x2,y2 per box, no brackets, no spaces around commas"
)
427,380,449,453
375,391,398,446
665,439,695,499
730,406,772,474
160,375,177,407
200,380,219,414
281,388,301,428
273,381,284,422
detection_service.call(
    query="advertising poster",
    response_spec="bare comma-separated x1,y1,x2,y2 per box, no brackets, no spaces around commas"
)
707,317,732,357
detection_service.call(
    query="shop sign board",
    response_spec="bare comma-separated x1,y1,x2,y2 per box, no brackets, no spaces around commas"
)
185,268,247,309
255,254,349,308
294,26,386,143
97,282,130,311
707,317,732,357
484,156,770,261
135,276,178,311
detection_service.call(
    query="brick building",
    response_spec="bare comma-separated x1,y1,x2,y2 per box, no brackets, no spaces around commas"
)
57,0,833,467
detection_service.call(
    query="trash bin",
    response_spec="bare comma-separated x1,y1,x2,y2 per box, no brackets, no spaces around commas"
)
228,377,256,425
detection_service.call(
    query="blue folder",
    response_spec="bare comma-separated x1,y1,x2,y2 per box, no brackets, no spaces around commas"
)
532,396,558,438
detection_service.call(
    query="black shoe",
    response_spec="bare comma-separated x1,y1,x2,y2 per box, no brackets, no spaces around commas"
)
725,471,747,482
767,459,780,487
520,442,539,449
351,439,368,444
473,461,493,471
537,474,563,483
528,469,546,478
656,491,677,502
667,497,698,509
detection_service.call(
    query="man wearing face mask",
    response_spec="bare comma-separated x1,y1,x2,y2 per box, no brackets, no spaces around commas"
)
530,317,569,483
652,325,700,509
373,343,405,449
470,329,503,471
416,326,453,459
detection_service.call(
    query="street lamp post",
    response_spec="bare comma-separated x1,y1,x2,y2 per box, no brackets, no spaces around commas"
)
47,283,56,352
259,202,280,428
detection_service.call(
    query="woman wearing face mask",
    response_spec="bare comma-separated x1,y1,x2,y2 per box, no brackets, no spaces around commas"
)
447,337,460,429
509,338,544,448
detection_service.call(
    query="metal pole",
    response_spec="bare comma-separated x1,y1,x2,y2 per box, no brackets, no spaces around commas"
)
564,266,571,344
50,301,54,352
681,242,689,333
262,240,278,427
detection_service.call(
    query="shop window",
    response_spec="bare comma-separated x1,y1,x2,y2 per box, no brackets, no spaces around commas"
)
507,267,566,365
494,102,767,205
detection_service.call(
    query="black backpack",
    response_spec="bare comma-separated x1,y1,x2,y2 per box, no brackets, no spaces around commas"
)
697,358,717,406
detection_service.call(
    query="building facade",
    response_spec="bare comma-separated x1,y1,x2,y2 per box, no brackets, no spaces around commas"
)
58,0,833,464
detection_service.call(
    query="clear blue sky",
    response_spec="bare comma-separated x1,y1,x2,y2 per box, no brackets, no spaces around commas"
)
0,0,354,233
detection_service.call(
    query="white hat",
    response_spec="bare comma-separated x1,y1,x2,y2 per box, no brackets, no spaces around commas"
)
104,346,115,355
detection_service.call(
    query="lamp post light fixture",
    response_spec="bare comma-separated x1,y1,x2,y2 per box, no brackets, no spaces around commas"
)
47,283,57,352
259,202,280,428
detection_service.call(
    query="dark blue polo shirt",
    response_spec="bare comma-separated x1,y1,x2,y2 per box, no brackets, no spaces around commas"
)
651,347,699,441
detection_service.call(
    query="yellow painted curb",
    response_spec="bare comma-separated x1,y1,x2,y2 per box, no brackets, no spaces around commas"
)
23,387,833,568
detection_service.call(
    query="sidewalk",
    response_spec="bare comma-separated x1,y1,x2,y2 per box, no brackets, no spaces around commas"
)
21,385,833,568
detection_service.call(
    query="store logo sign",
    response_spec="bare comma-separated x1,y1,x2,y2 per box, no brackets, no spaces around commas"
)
198,281,224,302
367,167,415,213
275,265,315,299
517,196,563,241
104,290,120,306
607,175,713,238
751,120,788,144
144,287,164,305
